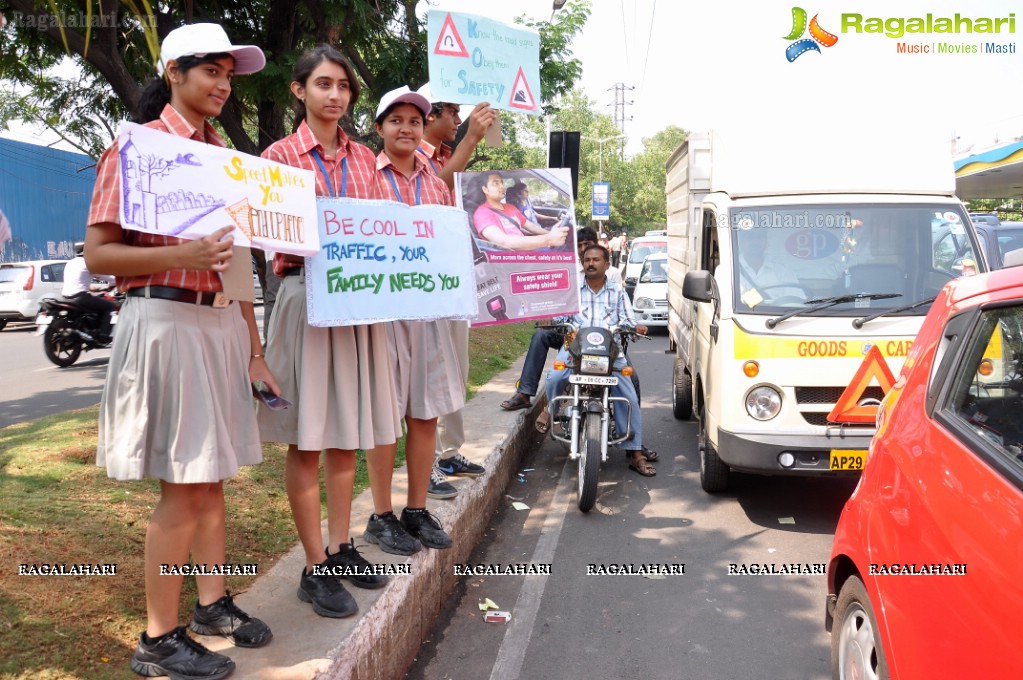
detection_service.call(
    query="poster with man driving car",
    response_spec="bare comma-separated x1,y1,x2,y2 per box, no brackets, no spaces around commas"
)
454,168,580,326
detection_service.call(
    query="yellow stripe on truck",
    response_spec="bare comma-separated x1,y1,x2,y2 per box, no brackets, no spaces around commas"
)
733,327,916,359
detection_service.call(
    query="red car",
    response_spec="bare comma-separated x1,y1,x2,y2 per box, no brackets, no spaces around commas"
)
826,266,1023,679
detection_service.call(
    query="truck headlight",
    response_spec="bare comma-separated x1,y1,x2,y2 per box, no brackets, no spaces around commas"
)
580,355,610,374
633,296,654,309
745,386,781,421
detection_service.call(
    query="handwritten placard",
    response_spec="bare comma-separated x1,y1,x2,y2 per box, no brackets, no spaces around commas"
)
116,122,318,256
427,10,541,115
306,198,477,326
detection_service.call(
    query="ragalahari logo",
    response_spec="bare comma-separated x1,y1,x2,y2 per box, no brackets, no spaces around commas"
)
784,7,839,61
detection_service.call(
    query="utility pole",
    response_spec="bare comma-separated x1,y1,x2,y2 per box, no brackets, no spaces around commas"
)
608,83,634,158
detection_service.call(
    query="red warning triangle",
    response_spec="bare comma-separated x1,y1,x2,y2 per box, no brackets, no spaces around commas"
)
434,13,469,57
827,344,897,424
508,67,537,111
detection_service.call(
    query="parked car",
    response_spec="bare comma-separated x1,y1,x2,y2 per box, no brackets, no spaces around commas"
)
0,260,67,331
631,252,668,327
972,219,1023,269
826,265,1023,679
968,212,1000,227
622,234,668,298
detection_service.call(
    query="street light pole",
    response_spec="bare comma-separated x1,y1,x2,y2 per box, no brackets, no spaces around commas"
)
590,134,626,182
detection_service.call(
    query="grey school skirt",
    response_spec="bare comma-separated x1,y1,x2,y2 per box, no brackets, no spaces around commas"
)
258,276,402,451
97,296,263,483
388,319,467,421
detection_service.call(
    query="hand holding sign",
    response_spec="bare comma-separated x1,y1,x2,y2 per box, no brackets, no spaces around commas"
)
180,225,235,272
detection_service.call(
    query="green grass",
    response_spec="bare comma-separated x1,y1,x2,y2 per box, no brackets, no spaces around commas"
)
0,321,533,679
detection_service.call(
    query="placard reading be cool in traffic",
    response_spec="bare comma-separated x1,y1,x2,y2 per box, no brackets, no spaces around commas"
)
305,198,477,326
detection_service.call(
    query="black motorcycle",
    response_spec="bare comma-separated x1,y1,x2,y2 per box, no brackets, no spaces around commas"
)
36,294,121,367
549,323,640,512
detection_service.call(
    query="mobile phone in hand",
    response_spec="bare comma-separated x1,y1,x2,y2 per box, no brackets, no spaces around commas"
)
252,380,291,410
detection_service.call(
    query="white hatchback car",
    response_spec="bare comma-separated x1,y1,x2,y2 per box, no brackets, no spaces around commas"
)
0,260,67,330
631,252,669,327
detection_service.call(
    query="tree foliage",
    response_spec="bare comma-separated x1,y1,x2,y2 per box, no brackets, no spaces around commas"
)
0,0,590,158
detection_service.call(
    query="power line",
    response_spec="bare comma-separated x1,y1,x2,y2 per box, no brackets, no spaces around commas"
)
619,0,630,74
640,0,658,94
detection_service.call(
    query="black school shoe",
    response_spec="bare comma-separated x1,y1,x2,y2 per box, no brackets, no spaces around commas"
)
400,508,453,549
325,540,389,589
130,626,235,680
363,511,423,556
188,593,272,648
297,566,358,618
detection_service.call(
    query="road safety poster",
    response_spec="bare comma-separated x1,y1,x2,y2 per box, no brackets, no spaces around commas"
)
305,198,477,326
455,168,580,326
427,10,541,114
115,122,318,256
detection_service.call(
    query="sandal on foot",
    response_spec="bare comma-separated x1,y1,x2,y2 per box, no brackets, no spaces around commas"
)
628,453,656,477
642,447,659,462
534,411,551,434
501,392,532,411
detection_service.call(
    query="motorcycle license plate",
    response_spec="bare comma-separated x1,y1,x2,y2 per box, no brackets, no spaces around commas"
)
35,314,51,325
829,449,865,471
569,375,618,386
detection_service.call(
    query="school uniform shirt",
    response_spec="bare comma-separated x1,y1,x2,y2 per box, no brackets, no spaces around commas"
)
414,139,452,176
374,152,453,207
87,104,226,292
262,120,379,276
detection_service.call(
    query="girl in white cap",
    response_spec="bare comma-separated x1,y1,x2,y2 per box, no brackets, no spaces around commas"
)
359,86,462,555
84,23,273,680
258,45,401,619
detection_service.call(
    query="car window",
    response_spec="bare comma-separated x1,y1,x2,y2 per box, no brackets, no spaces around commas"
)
0,266,30,285
640,259,668,283
629,243,667,263
945,305,1023,475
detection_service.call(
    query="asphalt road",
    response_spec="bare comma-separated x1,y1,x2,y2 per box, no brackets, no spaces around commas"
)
0,304,265,428
406,331,858,680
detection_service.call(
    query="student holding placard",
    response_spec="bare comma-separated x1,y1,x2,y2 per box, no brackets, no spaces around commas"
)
258,45,402,618
362,86,461,555
84,23,274,680
414,83,497,500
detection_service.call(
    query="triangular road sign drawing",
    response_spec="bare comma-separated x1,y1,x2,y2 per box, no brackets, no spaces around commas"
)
434,13,469,57
827,344,897,423
508,67,537,110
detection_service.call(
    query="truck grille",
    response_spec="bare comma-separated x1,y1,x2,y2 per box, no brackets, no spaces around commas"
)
796,386,885,427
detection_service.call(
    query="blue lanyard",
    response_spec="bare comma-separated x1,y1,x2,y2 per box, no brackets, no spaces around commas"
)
384,168,422,205
310,148,348,198
417,146,440,174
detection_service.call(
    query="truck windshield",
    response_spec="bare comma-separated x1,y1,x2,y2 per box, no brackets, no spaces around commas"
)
730,204,980,316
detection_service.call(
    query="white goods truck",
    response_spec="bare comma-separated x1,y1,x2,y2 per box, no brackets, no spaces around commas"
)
665,130,986,492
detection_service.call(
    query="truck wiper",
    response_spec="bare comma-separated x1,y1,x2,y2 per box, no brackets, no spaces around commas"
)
852,295,937,329
765,293,902,329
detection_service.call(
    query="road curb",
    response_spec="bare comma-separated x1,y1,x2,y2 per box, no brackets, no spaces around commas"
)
207,354,547,679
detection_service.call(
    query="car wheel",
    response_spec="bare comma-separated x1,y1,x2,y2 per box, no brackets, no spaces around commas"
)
697,397,729,492
832,576,889,680
0,320,6,331
672,357,693,420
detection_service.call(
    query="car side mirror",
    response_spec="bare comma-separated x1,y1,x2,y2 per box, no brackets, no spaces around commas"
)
683,270,716,303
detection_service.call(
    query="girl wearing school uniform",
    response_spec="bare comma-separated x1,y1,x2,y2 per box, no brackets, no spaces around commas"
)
85,24,273,680
360,87,463,556
258,46,403,618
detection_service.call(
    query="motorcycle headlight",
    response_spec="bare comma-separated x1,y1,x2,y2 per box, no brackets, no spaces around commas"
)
633,297,654,309
745,386,782,421
580,354,610,374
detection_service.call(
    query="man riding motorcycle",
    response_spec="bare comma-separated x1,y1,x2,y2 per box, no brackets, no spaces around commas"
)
61,241,117,342
537,244,655,477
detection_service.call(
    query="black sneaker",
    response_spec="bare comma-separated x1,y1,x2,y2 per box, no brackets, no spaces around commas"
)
325,540,389,589
363,511,423,556
188,593,272,648
437,453,486,478
297,566,358,618
400,508,452,550
427,465,458,500
130,626,235,680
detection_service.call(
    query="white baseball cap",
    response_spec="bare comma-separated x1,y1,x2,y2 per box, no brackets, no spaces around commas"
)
157,23,266,76
375,86,432,121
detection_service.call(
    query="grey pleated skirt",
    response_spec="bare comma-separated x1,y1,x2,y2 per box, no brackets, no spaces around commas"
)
388,319,467,421
97,296,263,483
258,276,402,451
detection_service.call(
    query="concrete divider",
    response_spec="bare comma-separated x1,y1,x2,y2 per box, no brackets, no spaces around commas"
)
199,353,547,679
